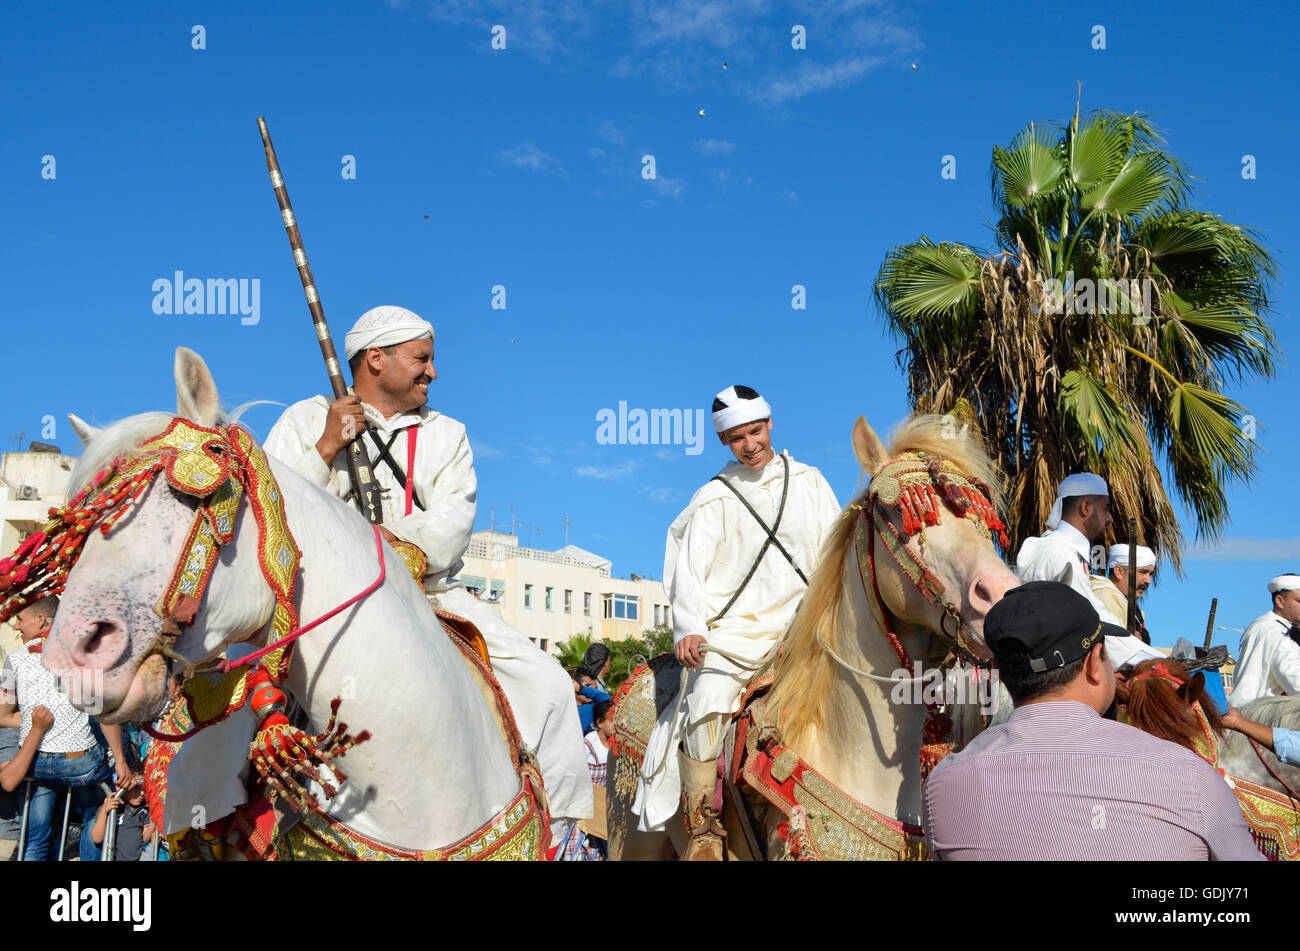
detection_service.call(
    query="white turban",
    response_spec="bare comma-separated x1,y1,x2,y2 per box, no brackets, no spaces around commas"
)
1108,544,1156,571
712,385,772,434
1045,472,1109,530
1268,574,1300,594
343,305,434,362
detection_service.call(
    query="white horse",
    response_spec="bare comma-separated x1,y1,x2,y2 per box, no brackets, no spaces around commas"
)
608,415,1021,859
39,349,527,854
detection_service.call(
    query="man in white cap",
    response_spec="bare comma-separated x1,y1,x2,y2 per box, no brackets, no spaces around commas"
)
1014,474,1157,667
1229,574,1300,706
264,305,590,842
632,384,840,860
1091,544,1157,644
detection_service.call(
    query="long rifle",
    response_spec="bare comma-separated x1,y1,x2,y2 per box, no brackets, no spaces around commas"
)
1203,598,1219,650
1126,518,1138,636
257,117,384,525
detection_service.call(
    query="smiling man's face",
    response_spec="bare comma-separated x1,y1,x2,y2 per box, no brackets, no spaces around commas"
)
719,418,773,470
374,338,436,413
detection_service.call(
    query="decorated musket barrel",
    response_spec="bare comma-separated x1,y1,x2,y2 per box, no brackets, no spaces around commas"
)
256,116,384,525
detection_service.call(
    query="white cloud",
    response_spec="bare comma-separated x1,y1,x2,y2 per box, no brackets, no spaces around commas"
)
495,143,565,175
598,120,627,144
647,486,674,502
646,174,686,200
575,460,642,481
469,438,504,459
692,137,736,156
1183,537,1300,562
754,55,887,105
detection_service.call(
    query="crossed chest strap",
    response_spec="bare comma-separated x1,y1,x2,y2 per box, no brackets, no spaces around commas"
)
707,454,809,626
367,428,425,512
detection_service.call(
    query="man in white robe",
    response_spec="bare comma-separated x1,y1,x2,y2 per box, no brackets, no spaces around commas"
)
633,385,841,859
264,305,590,841
1091,544,1156,644
1014,473,1158,668
1231,574,1300,706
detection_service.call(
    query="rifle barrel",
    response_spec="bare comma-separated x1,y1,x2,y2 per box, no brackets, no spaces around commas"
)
257,117,384,525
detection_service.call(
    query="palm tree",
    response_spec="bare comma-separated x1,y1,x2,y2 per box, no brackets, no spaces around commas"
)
553,631,593,672
874,107,1278,573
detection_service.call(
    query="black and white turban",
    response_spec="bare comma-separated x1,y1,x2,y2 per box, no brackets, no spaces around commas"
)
712,385,772,433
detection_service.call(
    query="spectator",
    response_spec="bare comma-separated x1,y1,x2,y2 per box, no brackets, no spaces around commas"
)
923,581,1262,861
579,643,612,692
0,704,54,860
574,669,610,735
90,778,154,861
585,700,614,782
0,596,135,861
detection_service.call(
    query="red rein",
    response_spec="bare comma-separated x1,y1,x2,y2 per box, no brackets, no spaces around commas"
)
142,525,387,742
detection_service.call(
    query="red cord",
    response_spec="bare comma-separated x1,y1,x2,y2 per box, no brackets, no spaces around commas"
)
142,526,386,743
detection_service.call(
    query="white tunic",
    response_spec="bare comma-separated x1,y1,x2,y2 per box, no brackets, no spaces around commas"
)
264,396,592,835
633,450,840,830
1014,523,1159,668
263,396,475,591
1232,611,1300,706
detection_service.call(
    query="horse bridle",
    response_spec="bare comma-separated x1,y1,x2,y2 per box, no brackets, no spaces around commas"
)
852,450,1010,673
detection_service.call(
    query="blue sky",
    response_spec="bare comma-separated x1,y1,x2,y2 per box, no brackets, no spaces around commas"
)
1,0,1295,653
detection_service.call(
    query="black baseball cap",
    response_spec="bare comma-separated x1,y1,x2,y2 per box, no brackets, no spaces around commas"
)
986,581,1127,673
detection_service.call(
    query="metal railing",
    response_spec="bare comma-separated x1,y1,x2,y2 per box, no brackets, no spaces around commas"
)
14,777,162,861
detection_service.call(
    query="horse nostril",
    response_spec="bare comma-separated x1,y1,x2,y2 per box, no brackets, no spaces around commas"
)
85,622,113,654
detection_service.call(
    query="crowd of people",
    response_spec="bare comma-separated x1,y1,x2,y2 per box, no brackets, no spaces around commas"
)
556,643,615,860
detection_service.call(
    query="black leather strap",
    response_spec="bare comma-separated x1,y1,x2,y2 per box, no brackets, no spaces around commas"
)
366,429,425,512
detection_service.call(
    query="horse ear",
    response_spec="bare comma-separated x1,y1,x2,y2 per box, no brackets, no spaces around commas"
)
67,414,102,447
852,416,889,475
1179,672,1207,706
175,348,221,427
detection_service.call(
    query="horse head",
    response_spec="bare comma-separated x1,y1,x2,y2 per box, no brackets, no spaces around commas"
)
1115,659,1223,757
848,414,1018,663
32,349,276,724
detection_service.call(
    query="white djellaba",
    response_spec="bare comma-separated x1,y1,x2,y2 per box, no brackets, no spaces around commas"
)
263,307,591,840
634,387,841,831
1232,575,1300,706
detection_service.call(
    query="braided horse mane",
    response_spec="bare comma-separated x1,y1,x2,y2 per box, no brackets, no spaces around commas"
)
764,414,1005,753
1116,658,1225,752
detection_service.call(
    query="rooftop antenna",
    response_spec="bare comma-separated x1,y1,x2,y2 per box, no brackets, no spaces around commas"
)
510,505,543,548
563,513,574,548
8,431,25,452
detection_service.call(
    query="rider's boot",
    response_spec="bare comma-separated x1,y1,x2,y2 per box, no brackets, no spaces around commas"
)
679,750,727,861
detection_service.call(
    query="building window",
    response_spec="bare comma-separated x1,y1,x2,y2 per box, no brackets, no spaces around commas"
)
564,589,572,614
664,605,671,627
654,604,661,626
584,593,591,616
540,639,548,652
545,587,554,611
602,593,639,621
489,580,505,604
524,584,533,609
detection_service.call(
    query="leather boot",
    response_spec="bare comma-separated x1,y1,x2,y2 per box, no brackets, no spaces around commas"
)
678,750,727,861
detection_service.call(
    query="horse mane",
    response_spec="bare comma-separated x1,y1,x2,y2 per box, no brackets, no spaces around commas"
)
765,415,1005,751
66,402,266,499
1116,658,1225,752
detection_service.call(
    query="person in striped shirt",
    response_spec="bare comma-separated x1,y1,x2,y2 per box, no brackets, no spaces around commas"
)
923,581,1262,861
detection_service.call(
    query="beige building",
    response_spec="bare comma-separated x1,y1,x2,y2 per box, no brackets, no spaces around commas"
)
0,448,77,657
455,531,671,655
